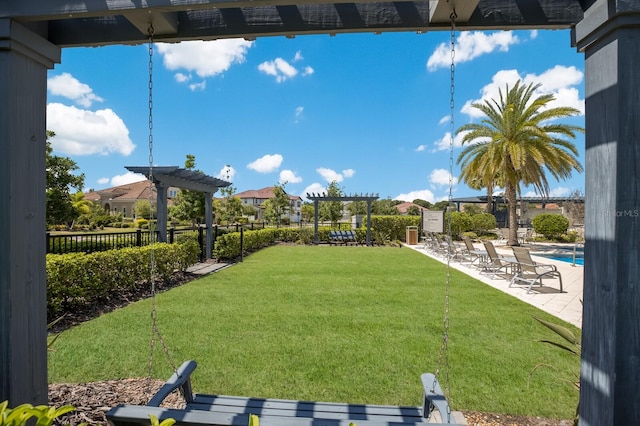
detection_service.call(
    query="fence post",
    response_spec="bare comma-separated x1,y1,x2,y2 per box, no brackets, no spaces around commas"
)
240,227,244,263
198,226,204,262
169,227,174,244
136,229,142,247
45,232,50,254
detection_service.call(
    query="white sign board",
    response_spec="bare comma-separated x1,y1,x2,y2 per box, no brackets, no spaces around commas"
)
422,210,445,233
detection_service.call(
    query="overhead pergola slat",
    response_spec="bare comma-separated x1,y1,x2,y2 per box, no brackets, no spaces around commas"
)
1,0,586,47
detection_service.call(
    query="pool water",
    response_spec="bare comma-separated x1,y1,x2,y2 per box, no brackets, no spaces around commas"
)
538,253,584,266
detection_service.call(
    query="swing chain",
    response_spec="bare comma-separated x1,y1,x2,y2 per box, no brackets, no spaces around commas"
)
433,8,456,416
146,23,178,396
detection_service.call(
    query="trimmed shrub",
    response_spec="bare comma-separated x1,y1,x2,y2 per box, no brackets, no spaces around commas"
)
445,212,472,239
361,216,421,243
46,242,199,318
471,213,497,235
532,214,569,239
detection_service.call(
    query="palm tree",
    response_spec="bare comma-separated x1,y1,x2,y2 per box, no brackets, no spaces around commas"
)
456,80,583,245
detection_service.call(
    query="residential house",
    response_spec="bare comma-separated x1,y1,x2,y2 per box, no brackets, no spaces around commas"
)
85,179,179,218
235,187,302,223
395,202,428,215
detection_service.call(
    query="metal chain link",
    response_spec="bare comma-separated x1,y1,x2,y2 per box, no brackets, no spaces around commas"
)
146,24,178,398
433,9,456,421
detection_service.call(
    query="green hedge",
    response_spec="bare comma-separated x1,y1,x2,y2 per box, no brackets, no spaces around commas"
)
361,216,421,242
46,241,199,318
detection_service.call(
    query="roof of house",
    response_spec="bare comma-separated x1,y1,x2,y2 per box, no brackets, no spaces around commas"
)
85,179,156,202
395,202,428,214
235,187,302,201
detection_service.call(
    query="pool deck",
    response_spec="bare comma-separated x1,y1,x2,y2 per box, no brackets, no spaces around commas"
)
406,241,584,328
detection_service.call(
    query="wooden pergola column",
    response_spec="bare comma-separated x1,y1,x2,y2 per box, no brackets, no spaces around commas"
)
0,19,60,406
573,1,640,424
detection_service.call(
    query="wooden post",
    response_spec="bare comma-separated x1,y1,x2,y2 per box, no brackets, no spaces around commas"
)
0,19,60,406
573,1,640,424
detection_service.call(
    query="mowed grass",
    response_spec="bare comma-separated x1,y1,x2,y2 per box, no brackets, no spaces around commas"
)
48,245,579,419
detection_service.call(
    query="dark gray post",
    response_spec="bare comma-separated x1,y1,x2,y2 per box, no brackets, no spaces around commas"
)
366,200,373,246
204,191,213,259
155,182,168,242
573,2,640,424
0,19,60,406
313,200,319,244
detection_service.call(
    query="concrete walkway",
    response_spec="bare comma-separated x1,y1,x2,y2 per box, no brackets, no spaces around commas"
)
186,260,230,275
406,241,583,328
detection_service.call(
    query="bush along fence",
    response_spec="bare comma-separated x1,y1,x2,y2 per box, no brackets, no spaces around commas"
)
46,241,200,319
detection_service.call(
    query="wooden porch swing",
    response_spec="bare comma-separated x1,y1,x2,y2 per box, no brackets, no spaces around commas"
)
107,10,463,426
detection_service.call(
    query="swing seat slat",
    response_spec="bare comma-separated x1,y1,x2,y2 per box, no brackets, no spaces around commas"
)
106,361,463,426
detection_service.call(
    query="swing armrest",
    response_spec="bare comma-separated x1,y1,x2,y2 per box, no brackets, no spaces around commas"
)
421,373,456,424
148,360,198,407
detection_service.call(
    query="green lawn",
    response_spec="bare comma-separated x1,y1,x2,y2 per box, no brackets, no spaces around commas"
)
48,245,579,419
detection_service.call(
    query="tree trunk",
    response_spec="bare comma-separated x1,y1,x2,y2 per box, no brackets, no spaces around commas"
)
505,184,519,246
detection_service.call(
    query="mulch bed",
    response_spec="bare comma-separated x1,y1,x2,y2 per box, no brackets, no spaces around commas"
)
47,265,573,426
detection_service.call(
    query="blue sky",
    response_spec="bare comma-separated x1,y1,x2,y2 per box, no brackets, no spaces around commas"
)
46,29,585,203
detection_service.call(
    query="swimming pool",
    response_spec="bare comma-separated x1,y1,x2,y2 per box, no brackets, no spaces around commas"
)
537,253,584,266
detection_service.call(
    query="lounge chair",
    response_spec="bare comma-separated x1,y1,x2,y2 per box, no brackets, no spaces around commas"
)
510,247,563,293
479,241,514,279
461,236,487,267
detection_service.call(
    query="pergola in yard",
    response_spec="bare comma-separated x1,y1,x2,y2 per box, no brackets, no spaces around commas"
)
125,166,231,259
306,193,379,245
1,1,638,424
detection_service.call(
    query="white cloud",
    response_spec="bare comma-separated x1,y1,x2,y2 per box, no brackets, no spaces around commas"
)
461,66,585,118
157,39,254,79
439,115,451,125
258,52,314,83
97,177,109,185
174,73,190,83
247,154,283,173
525,186,571,197
315,168,356,183
394,189,436,203
300,183,326,200
258,58,298,83
530,30,539,39
317,167,343,183
188,81,207,91
111,171,147,187
217,165,237,181
415,145,427,152
429,168,458,188
427,31,520,71
431,131,468,152
295,106,304,122
47,103,135,156
279,169,302,184
47,73,104,108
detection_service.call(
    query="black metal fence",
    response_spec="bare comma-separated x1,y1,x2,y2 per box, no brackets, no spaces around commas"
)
46,227,202,255
46,222,350,257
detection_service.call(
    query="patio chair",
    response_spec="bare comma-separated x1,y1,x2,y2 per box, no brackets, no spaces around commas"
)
443,235,472,263
479,241,513,279
461,236,487,267
510,247,563,293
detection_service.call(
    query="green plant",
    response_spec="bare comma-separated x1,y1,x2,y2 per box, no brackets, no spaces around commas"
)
532,316,581,426
0,401,75,426
470,213,497,235
444,211,472,239
149,414,176,426
532,214,569,240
